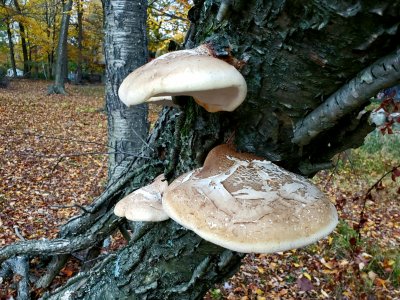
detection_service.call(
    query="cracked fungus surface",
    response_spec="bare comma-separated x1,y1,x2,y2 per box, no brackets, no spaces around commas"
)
163,145,338,253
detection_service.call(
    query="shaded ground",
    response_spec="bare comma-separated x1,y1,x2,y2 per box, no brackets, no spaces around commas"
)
0,80,399,299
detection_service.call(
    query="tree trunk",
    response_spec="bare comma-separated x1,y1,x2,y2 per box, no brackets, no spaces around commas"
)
5,21,17,77
47,52,53,79
1,0,22,78
48,0,73,94
18,23,29,77
33,46,39,79
14,0,30,77
44,0,60,79
1,0,399,299
103,0,149,180
76,0,83,84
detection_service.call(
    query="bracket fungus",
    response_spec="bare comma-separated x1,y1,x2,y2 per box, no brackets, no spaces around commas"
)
114,174,169,222
118,45,247,112
162,145,338,253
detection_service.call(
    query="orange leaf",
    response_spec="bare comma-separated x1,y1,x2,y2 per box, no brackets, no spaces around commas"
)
375,278,387,288
61,267,74,277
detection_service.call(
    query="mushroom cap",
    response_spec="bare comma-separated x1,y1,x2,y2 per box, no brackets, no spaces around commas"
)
114,174,169,222
118,47,247,112
162,145,338,253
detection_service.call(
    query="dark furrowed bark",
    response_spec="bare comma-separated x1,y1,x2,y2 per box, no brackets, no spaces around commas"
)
44,222,243,300
189,0,400,170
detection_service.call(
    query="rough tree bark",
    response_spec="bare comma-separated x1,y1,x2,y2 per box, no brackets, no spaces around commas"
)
48,0,73,94
1,0,399,299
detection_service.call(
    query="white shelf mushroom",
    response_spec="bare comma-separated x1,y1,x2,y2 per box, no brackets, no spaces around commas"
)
118,45,247,112
162,145,338,253
114,174,169,222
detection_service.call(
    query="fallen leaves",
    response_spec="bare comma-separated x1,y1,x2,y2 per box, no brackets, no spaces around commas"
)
296,276,313,292
0,80,108,245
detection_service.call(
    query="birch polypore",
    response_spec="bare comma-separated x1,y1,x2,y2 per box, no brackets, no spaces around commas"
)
118,45,247,112
163,145,338,253
114,174,169,221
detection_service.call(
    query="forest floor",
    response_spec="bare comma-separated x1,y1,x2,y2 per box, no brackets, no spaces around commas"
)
0,80,399,299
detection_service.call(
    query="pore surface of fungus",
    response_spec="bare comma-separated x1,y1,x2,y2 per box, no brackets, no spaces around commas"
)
114,174,169,222
118,46,247,112
163,145,338,253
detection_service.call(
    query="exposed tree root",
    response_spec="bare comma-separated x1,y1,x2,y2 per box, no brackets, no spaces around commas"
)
0,210,123,263
35,255,69,289
0,256,29,299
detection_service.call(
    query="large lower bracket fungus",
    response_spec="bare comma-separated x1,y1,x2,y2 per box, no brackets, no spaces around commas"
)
118,45,247,112
162,145,338,253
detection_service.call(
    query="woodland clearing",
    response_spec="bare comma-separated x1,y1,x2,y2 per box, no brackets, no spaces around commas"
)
0,80,399,299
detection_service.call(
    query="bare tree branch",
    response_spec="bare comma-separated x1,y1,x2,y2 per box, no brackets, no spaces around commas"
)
50,204,94,214
292,50,400,146
149,5,188,22
0,210,122,264
0,128,126,153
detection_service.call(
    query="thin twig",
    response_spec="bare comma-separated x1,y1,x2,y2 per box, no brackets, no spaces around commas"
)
50,204,93,214
13,225,26,241
0,129,148,158
357,164,400,238
130,127,153,152
0,128,108,149
16,150,149,160
148,4,189,22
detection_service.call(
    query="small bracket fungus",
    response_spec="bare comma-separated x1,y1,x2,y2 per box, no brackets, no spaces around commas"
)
114,174,169,222
162,145,338,253
118,45,247,112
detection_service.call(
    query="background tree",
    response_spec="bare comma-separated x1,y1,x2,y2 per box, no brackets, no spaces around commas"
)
0,0,17,77
41,0,62,79
48,0,73,94
13,0,30,77
0,0,104,81
0,0,399,299
75,0,83,84
78,0,103,74
147,0,191,53
103,0,149,180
